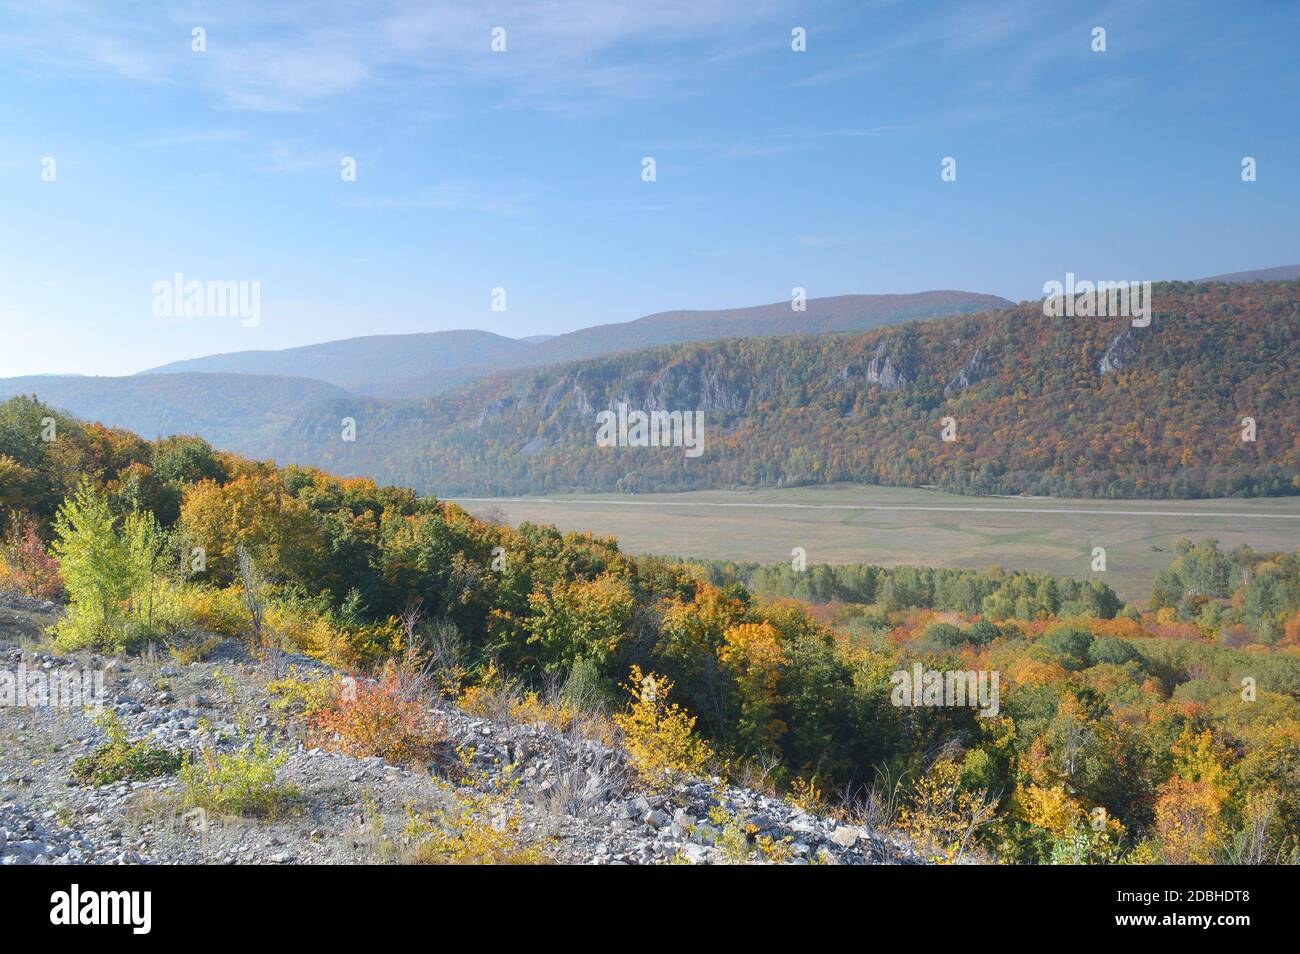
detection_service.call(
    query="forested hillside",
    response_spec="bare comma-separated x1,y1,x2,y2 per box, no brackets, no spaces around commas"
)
0,372,352,457
8,281,1297,500
3,396,1300,864
277,279,1300,499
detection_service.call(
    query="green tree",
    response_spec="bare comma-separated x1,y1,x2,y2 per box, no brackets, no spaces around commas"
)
51,481,163,651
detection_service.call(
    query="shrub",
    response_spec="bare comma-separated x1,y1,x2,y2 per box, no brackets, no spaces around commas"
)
308,659,444,767
1153,777,1225,865
0,515,63,599
456,663,518,724
179,732,297,817
507,690,579,732
267,670,338,718
155,579,404,671
613,666,714,791
785,776,824,813
1038,626,1094,671
459,662,588,734
898,758,998,864
706,805,796,865
157,582,248,638
561,656,613,712
168,634,224,666
71,712,185,786
259,598,404,671
401,789,549,865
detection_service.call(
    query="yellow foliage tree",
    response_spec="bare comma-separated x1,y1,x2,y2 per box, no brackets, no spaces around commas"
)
179,475,324,584
1151,727,1231,864
1016,783,1084,838
719,621,788,753
1153,777,1224,864
614,666,713,791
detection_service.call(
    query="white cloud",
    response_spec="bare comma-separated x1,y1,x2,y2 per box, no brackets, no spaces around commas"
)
0,0,791,112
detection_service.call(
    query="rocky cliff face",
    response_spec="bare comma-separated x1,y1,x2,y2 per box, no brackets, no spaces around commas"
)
639,361,745,414
943,346,990,397
865,341,908,391
1099,328,1140,374
481,359,747,434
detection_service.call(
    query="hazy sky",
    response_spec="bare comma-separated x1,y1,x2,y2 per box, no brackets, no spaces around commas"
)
1,0,1297,377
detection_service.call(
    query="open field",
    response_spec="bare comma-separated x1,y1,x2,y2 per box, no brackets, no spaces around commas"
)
453,484,1300,603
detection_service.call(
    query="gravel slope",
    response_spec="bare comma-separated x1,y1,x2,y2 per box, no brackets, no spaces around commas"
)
0,592,920,866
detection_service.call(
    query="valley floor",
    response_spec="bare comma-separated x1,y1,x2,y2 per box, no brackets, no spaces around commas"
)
452,484,1300,603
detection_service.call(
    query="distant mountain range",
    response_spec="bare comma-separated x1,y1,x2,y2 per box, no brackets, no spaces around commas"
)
142,330,532,400
141,290,1009,399
4,273,1297,500
259,279,1299,499
512,289,1011,368
1194,264,1300,284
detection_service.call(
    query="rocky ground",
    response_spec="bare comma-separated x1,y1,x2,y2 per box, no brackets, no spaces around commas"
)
0,592,921,866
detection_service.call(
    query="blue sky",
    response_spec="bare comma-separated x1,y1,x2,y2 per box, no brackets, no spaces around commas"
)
1,0,1297,377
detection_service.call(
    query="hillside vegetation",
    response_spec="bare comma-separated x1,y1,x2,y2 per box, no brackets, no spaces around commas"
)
277,279,1300,499
10,282,1294,502
0,372,352,458
3,396,1300,863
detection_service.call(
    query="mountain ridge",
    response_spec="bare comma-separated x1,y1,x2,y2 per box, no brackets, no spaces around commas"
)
140,290,1011,399
8,277,1298,502
1194,264,1300,284
140,329,532,399
264,279,1300,499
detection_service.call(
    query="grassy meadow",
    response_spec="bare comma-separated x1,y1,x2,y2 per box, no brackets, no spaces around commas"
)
454,484,1300,602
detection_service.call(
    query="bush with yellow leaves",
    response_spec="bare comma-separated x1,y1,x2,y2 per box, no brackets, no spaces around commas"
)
152,579,405,671
266,669,339,719
785,776,825,813
705,804,797,865
898,758,998,864
1146,728,1231,865
263,604,404,671
613,666,714,792
1014,783,1124,865
1151,777,1225,865
459,661,578,732
156,581,247,637
400,753,549,865
179,729,298,818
